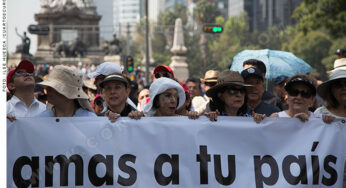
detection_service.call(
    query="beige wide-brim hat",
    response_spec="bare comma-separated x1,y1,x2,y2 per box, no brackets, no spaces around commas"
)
201,70,219,83
38,65,93,111
144,77,185,116
317,68,346,99
206,70,252,98
327,58,346,74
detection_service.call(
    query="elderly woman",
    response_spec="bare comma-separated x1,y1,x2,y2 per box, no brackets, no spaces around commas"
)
129,77,198,119
270,74,333,123
36,65,96,117
314,68,346,188
270,74,317,121
144,77,186,116
204,70,265,122
315,69,346,118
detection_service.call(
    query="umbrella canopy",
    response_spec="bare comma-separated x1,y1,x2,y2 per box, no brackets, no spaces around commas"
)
230,49,312,79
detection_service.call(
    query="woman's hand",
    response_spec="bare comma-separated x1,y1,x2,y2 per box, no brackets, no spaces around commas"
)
204,110,220,122
105,110,120,123
252,112,266,124
129,111,144,120
293,112,309,122
187,111,199,120
322,114,335,124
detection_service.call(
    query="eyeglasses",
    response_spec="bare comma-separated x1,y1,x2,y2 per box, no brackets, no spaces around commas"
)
14,70,33,77
227,87,246,95
287,89,313,98
154,72,171,79
204,82,217,87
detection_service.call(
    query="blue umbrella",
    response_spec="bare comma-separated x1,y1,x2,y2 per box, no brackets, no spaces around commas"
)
230,49,312,79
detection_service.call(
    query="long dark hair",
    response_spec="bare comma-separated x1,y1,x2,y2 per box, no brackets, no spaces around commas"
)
209,87,248,116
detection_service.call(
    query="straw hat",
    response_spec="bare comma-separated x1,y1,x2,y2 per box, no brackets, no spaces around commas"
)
206,70,252,98
328,58,346,74
38,65,93,111
333,58,346,69
317,69,346,99
144,77,185,115
83,78,96,90
201,70,219,83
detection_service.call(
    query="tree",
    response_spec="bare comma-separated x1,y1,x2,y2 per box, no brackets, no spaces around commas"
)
194,0,221,72
284,31,332,79
293,0,346,38
321,37,346,71
209,13,259,69
158,3,187,48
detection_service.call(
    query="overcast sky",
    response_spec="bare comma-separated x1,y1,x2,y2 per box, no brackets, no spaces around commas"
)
8,0,40,54
7,0,114,55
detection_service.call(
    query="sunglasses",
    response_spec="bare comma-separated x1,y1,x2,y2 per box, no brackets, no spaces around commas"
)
154,72,171,79
15,70,33,77
331,80,346,88
227,87,246,95
287,89,313,98
205,82,217,87
94,100,103,107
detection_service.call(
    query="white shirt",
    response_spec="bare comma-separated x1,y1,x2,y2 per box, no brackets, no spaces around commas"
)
36,108,96,117
277,110,320,120
7,95,46,117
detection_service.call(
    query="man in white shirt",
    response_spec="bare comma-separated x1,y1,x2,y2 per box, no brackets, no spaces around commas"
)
7,60,46,121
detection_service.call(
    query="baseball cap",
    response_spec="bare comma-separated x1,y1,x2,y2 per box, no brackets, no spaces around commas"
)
153,65,175,78
7,60,34,89
88,62,122,78
99,74,129,88
241,67,263,80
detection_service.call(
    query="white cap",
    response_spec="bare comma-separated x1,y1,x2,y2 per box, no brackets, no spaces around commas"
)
144,77,185,116
88,62,122,78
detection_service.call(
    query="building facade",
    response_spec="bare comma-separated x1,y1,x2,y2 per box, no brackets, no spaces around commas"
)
228,0,302,31
113,0,140,36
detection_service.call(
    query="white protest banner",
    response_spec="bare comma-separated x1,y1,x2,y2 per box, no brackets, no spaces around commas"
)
7,116,346,187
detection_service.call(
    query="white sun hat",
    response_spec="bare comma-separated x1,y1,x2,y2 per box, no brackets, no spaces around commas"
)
144,77,185,116
88,62,122,78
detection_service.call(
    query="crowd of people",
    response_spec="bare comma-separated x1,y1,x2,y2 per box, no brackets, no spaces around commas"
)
6,49,346,186
6,54,346,122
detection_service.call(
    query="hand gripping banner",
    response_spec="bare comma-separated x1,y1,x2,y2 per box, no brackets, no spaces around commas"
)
7,116,346,187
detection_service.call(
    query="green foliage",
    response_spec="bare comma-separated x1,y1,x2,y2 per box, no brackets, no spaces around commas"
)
293,0,346,38
209,13,259,69
158,3,188,25
131,0,343,80
284,31,332,79
194,0,221,24
321,37,346,71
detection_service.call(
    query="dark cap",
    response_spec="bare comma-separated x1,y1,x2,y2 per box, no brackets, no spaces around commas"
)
100,74,129,88
284,77,316,95
335,49,346,56
274,75,289,85
241,67,263,80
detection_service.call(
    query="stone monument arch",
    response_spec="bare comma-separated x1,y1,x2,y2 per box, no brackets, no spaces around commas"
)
34,0,102,62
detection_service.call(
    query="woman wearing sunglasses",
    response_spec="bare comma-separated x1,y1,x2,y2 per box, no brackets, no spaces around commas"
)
204,70,265,122
315,69,346,118
270,74,334,123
